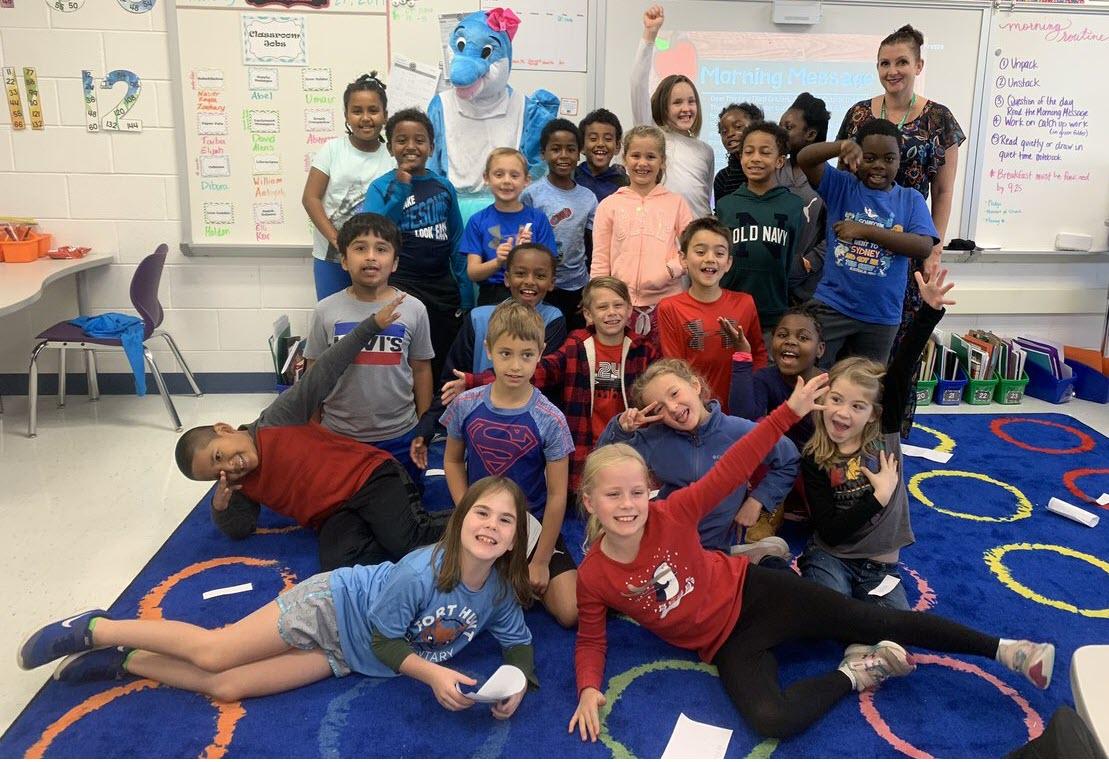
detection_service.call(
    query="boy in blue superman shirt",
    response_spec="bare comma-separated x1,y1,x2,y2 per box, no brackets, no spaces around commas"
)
797,119,938,367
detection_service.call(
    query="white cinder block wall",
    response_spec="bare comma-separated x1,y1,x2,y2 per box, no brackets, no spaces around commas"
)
0,3,1105,385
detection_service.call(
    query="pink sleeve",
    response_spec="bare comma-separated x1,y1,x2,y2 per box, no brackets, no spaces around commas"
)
591,201,614,278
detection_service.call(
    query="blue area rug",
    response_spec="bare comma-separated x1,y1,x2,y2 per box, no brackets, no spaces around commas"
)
2,413,1106,758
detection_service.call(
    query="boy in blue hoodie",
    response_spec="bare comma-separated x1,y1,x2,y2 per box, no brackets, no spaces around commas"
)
574,109,629,204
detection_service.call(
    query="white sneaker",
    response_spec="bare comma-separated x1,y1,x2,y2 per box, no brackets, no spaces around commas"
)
729,536,790,564
840,640,915,691
997,640,1054,689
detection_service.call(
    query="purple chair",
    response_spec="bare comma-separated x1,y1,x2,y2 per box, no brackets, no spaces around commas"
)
27,244,202,437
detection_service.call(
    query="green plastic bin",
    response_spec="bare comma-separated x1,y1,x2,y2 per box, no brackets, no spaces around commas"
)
963,372,1000,405
915,375,937,407
993,371,1030,405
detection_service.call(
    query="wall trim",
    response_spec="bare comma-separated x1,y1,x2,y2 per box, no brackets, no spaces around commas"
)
0,373,278,396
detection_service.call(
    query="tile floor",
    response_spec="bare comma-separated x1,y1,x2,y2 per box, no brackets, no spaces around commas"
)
1,391,1107,734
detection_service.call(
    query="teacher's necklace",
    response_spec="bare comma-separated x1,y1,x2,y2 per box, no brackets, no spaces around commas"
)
880,92,916,129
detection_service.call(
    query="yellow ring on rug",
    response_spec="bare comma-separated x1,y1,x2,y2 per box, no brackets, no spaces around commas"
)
908,470,1033,522
910,423,956,454
598,658,779,758
984,543,1109,618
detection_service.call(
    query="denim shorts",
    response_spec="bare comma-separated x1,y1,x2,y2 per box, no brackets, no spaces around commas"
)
276,572,352,677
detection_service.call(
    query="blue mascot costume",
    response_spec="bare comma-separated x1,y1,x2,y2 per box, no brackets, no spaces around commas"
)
428,8,560,206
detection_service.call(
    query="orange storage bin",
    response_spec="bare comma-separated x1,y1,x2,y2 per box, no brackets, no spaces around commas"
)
1,238,41,263
34,232,53,257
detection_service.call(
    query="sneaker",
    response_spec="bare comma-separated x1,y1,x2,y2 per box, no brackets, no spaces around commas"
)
744,504,786,543
729,536,790,564
18,609,107,670
53,647,131,683
840,640,915,691
998,640,1054,689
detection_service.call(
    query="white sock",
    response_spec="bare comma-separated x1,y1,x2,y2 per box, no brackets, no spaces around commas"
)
838,664,858,690
996,638,1017,661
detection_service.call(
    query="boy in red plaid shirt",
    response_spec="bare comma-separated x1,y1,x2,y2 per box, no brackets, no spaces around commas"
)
441,277,659,493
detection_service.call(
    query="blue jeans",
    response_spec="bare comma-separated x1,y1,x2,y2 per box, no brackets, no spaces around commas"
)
798,543,910,610
313,257,351,301
373,427,423,492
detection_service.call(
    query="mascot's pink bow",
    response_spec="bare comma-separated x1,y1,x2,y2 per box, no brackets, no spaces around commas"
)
485,7,521,40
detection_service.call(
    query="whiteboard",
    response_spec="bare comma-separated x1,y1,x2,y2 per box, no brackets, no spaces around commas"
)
971,7,1109,252
170,1,389,255
599,0,990,241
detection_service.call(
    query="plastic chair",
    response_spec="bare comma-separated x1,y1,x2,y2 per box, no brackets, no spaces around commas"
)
27,244,202,437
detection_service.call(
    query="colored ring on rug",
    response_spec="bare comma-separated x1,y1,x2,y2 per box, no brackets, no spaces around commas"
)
901,563,937,612
910,423,956,454
859,653,1043,758
25,680,246,758
598,658,778,759
908,470,1033,523
984,543,1109,619
989,417,1095,455
1062,467,1109,507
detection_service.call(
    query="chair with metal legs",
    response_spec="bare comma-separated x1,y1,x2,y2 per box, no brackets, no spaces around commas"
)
27,244,202,437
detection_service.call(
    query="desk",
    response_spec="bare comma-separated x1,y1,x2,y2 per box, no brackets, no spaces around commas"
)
1072,645,1109,754
0,252,113,318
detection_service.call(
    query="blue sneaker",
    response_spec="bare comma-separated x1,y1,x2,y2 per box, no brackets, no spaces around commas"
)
53,647,131,683
18,609,108,670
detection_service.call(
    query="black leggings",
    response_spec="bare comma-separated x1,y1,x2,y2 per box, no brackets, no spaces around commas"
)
316,460,449,571
713,565,998,738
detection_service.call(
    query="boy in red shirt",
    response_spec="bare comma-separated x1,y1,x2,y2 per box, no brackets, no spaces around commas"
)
173,296,447,571
657,217,767,412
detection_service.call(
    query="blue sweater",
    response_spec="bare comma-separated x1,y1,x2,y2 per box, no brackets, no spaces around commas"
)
598,400,800,550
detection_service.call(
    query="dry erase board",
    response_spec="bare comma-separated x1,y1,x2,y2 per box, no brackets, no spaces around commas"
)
169,1,389,255
971,6,1109,252
599,0,989,245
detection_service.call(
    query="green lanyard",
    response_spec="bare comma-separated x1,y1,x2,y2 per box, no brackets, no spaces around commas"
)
880,93,916,129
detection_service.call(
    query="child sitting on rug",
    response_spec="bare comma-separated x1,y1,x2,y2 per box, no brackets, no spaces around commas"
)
19,476,535,720
597,357,798,556
568,372,1055,743
798,263,953,610
173,298,446,572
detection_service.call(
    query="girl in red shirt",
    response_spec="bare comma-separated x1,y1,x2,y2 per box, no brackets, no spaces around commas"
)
568,375,1055,741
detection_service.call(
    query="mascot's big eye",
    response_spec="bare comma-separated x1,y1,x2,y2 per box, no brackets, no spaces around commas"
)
455,36,466,52
481,44,493,59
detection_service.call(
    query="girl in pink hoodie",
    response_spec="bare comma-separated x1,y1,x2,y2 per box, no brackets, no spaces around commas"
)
591,125,692,343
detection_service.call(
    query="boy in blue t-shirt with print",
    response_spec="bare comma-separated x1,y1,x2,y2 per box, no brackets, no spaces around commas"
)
797,118,938,366
441,299,578,628
522,119,598,331
463,148,557,307
361,108,465,384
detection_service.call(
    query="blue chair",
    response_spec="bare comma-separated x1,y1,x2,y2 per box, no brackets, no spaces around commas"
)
27,244,202,437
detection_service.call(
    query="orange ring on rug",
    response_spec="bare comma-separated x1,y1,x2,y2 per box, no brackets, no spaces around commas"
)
27,557,295,758
1063,467,1109,507
859,653,1043,758
990,417,1095,455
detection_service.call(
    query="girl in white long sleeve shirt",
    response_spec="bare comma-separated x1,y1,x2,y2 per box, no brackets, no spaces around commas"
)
630,5,716,217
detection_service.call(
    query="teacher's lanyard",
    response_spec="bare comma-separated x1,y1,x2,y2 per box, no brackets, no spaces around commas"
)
881,93,916,129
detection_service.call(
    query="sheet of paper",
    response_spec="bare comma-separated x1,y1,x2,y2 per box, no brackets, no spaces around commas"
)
388,56,441,113
901,444,953,464
1097,493,1109,506
461,665,526,703
1047,497,1099,528
526,512,543,556
424,468,446,477
661,713,732,759
203,582,254,600
868,575,902,598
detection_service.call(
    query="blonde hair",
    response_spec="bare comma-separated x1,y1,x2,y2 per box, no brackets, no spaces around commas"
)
803,356,885,469
485,298,544,351
622,125,667,184
578,443,648,546
484,147,529,177
631,358,710,408
434,476,533,606
581,276,630,309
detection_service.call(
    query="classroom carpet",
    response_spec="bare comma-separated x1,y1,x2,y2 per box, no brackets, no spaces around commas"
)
2,412,1107,759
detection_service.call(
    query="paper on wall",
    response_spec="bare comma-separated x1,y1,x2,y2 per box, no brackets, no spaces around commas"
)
661,713,732,759
388,56,441,113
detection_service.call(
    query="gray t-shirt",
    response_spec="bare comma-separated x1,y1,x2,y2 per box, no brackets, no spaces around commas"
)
305,288,434,442
521,176,597,291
